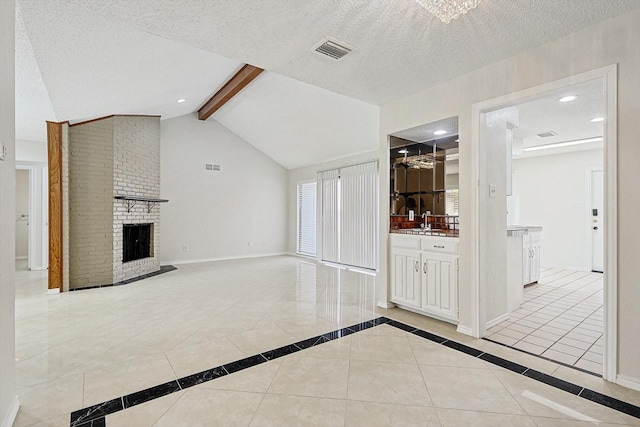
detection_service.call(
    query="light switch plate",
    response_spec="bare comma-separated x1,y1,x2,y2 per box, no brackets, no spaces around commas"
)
489,184,497,198
0,142,6,161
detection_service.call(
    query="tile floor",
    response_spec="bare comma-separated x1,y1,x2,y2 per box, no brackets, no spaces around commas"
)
486,266,604,373
13,256,640,427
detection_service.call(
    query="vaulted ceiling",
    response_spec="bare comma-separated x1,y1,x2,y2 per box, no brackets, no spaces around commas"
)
15,0,640,169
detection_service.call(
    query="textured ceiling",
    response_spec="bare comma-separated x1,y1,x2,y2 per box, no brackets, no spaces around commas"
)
36,0,640,105
15,0,636,167
15,8,57,142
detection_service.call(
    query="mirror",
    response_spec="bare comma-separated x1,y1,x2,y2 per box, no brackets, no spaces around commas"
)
389,116,459,232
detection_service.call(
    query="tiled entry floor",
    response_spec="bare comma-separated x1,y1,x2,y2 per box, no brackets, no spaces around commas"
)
486,267,604,373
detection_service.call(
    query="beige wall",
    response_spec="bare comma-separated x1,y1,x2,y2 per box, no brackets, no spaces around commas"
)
380,9,640,382
68,118,115,288
0,0,17,424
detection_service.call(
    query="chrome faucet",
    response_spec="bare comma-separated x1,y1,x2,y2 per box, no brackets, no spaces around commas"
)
421,213,431,230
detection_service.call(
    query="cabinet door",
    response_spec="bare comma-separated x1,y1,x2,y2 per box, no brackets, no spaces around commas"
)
530,243,541,283
522,245,531,285
390,250,421,308
421,253,458,321
391,250,407,301
404,252,421,307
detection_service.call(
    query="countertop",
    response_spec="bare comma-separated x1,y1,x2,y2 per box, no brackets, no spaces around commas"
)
507,225,543,237
390,228,459,238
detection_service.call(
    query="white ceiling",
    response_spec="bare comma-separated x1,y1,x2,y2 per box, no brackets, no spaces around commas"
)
514,79,604,148
214,72,378,170
15,0,638,169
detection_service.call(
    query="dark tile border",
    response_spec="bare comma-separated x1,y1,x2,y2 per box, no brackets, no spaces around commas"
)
69,265,177,292
69,316,640,426
387,319,640,421
68,318,386,426
483,336,602,377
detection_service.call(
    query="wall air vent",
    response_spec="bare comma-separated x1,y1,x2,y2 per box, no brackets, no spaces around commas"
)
204,163,221,172
537,131,558,138
314,38,354,60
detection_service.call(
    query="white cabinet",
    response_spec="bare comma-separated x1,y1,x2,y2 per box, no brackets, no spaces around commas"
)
390,249,421,309
421,252,458,321
522,231,541,285
389,234,459,323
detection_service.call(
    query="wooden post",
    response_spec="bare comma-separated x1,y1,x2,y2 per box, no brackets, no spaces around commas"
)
47,121,63,291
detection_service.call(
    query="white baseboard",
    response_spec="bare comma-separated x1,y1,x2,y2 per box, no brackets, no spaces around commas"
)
486,313,510,329
456,324,474,337
161,252,289,266
616,374,640,392
46,288,60,295
1,396,19,427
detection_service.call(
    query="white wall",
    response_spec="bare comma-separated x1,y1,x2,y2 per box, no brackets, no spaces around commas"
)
15,139,46,163
510,149,603,271
0,1,18,425
160,114,288,263
287,150,379,255
481,107,518,324
380,8,640,381
15,170,29,259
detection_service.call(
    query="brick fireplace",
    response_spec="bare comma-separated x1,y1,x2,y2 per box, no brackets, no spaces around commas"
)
65,115,162,290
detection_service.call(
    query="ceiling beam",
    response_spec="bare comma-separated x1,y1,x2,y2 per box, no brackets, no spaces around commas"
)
198,64,264,121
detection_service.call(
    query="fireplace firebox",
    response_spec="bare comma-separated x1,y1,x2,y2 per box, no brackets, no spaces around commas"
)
123,223,152,262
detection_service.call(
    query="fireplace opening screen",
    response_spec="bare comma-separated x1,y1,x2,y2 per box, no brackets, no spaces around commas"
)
123,223,152,262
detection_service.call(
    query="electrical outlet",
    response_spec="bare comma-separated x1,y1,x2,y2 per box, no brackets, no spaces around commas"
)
0,142,6,161
182,244,189,252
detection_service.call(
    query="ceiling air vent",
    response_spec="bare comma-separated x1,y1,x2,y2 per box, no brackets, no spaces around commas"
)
314,38,353,60
537,131,558,138
204,163,221,172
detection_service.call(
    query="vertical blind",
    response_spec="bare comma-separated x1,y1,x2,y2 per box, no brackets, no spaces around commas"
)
318,160,379,270
296,182,317,257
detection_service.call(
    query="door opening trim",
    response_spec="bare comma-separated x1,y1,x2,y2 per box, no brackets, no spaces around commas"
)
469,65,618,382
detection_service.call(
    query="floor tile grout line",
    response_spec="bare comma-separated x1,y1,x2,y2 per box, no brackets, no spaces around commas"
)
488,269,604,367
523,272,602,313
483,337,600,378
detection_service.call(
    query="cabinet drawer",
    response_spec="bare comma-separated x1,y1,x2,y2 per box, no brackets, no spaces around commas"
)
529,231,541,244
389,234,421,251
420,237,458,255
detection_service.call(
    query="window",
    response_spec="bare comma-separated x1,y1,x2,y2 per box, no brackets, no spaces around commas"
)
318,160,379,270
296,182,317,257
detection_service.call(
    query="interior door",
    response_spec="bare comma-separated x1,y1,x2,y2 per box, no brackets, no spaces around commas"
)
591,169,604,273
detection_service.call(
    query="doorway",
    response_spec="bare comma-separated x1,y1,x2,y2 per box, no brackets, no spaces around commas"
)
15,163,48,272
15,169,29,266
471,66,617,380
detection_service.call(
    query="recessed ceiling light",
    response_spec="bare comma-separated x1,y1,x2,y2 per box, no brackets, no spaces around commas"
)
434,130,447,135
558,95,577,103
523,137,603,152
177,98,187,103
398,149,409,154
590,117,604,123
